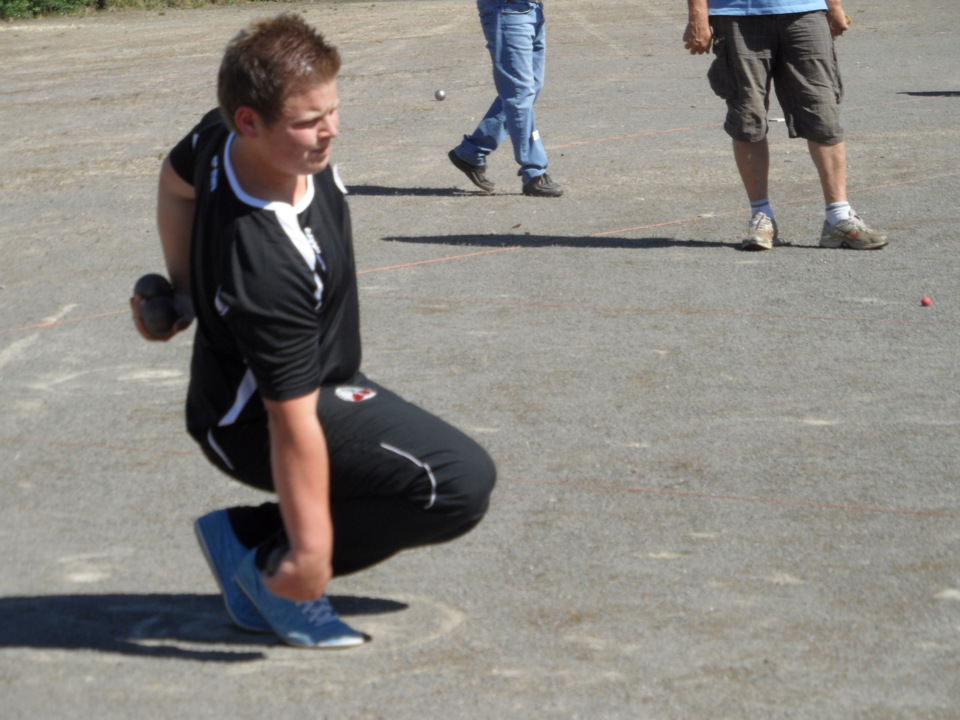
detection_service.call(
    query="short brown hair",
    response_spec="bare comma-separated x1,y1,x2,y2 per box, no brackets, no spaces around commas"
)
218,13,341,132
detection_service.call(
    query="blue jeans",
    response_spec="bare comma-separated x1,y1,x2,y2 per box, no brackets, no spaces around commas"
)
455,0,548,185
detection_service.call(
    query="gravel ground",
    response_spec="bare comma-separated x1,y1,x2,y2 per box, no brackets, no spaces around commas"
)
1,2,958,718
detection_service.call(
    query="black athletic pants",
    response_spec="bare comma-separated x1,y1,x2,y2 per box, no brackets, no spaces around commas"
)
195,373,496,576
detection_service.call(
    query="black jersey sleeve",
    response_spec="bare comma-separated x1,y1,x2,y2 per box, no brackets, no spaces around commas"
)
168,108,226,186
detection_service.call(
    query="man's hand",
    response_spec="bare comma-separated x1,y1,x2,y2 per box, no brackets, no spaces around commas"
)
683,17,713,55
130,291,194,341
263,547,333,602
826,2,850,36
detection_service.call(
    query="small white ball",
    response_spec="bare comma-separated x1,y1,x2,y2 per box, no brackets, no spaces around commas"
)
435,89,446,101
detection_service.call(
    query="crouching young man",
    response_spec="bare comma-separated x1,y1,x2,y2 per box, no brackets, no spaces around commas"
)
132,14,496,648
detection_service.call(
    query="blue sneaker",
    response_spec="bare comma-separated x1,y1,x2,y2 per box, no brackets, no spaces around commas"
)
194,510,272,633
235,549,368,649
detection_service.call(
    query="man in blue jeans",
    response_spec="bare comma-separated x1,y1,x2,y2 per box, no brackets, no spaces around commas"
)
449,0,563,197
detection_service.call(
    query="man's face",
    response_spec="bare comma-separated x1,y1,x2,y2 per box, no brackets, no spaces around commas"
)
260,80,340,176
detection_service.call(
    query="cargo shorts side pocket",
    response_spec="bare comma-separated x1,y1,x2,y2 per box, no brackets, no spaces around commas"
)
707,34,736,100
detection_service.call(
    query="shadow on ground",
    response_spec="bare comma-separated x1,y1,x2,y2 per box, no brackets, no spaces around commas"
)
0,593,406,662
897,91,960,97
347,185,475,197
382,233,734,249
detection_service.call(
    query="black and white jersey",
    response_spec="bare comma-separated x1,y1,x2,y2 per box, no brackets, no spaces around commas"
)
168,109,361,435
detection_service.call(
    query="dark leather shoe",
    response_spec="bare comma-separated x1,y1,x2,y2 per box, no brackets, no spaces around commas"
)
448,150,495,192
522,172,563,198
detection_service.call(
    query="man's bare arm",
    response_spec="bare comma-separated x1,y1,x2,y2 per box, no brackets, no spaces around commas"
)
683,0,713,55
156,155,196,299
825,0,850,36
263,390,335,602
132,156,196,340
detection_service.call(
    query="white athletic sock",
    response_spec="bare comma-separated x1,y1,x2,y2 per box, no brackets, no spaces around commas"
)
750,198,774,220
825,201,853,226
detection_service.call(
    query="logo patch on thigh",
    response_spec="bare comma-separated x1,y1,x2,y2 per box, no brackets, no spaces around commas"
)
335,386,378,403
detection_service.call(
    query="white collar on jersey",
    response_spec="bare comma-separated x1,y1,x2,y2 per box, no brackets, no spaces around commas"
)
223,133,316,213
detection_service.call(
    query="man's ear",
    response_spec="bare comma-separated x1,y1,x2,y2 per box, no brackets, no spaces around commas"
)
234,106,261,139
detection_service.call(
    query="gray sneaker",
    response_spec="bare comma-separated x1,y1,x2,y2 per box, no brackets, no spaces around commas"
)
740,211,785,251
820,214,888,250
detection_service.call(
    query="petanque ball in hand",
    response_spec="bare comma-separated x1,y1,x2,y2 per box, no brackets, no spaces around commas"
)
134,273,174,300
134,273,179,335
141,296,181,336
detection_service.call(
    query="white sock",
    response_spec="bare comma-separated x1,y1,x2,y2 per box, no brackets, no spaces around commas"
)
750,198,774,220
825,201,853,226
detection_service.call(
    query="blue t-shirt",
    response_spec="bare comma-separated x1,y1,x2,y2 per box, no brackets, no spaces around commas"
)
709,0,827,14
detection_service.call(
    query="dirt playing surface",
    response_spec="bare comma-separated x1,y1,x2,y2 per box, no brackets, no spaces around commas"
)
2,2,959,718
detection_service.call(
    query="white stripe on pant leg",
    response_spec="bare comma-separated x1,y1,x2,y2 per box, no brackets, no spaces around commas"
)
207,429,235,472
379,442,437,510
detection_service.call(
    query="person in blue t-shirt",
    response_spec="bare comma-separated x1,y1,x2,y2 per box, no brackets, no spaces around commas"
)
684,0,888,250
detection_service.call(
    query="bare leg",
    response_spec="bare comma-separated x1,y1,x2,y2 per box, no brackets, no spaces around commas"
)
733,138,780,250
732,138,770,203
808,139,847,204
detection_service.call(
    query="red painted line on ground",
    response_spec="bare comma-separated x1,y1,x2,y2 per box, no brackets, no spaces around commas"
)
357,246,521,275
590,215,734,237
1,248,520,333
506,475,960,519
362,294,960,327
2,436,199,456
0,310,127,335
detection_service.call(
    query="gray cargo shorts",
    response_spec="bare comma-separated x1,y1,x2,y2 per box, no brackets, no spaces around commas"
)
708,11,844,144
